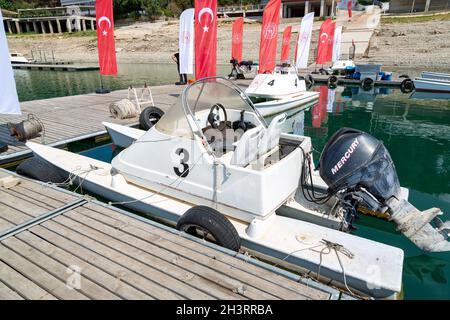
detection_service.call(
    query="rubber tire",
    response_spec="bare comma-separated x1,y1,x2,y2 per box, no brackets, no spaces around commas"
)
361,77,374,90
16,157,67,184
177,205,241,252
328,75,338,87
306,74,314,86
400,78,414,93
139,106,164,131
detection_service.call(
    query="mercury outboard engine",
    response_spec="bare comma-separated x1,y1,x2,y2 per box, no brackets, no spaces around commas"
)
318,128,450,252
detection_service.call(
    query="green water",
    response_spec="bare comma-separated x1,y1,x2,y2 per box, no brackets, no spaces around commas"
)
14,63,231,102
12,65,450,299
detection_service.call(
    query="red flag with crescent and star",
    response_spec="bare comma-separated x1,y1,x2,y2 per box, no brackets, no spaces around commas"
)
281,26,292,62
258,0,281,74
348,0,353,18
231,17,243,63
195,0,217,79
315,18,332,65
96,0,117,75
326,21,336,62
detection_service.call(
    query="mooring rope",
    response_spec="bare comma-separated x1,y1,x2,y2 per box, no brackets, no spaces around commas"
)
109,98,139,119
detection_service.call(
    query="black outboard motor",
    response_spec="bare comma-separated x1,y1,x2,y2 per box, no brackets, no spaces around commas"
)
319,128,401,213
317,128,450,252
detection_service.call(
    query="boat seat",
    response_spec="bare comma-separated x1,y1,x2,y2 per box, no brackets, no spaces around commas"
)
258,113,287,157
229,126,263,167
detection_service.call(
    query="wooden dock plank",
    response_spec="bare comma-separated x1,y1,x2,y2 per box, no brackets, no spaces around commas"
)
0,280,24,300
0,260,56,300
0,245,88,300
83,202,330,300
36,220,187,299
16,231,152,300
27,225,161,299
68,210,299,300
2,236,121,300
61,212,253,300
48,216,221,300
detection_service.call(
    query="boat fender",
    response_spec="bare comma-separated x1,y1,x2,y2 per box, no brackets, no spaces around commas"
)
328,75,338,88
361,77,374,89
139,106,165,130
16,157,68,184
177,206,241,252
400,78,414,93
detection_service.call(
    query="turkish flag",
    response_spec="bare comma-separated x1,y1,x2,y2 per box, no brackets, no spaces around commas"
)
258,0,281,74
312,86,328,128
281,26,292,62
315,18,332,65
231,17,243,63
348,0,353,18
96,0,117,76
195,0,217,79
326,22,336,62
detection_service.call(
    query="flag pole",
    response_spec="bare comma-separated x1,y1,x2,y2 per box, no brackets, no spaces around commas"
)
96,74,110,94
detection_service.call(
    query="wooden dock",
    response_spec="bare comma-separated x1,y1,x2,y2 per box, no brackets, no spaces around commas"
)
0,84,185,166
0,169,340,300
12,64,99,72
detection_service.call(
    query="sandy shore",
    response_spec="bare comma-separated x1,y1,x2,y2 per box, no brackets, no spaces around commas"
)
6,14,450,70
360,18,450,69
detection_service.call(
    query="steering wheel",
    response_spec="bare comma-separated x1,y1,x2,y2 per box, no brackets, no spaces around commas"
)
207,103,228,131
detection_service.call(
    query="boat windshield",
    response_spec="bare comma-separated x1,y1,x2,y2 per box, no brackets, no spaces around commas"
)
156,77,265,140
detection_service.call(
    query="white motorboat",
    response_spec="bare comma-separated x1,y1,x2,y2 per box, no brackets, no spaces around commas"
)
420,71,450,82
245,65,319,117
27,77,450,298
330,60,356,75
413,77,450,93
9,52,29,64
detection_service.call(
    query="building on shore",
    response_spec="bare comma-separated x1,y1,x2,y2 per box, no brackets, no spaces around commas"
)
389,0,449,13
60,0,96,5
2,5,96,35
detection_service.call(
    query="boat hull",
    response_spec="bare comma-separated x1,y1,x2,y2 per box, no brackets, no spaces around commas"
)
25,142,405,298
103,122,144,149
254,91,319,117
413,78,450,93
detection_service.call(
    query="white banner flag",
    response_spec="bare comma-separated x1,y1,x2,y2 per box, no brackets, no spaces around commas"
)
0,11,21,115
332,26,342,62
295,12,314,69
179,8,195,75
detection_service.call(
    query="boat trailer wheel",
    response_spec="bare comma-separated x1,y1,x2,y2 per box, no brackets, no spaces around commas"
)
177,205,241,252
361,77,374,90
328,75,338,88
400,78,414,93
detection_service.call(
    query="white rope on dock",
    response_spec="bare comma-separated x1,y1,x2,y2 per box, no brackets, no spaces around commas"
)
109,98,139,119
